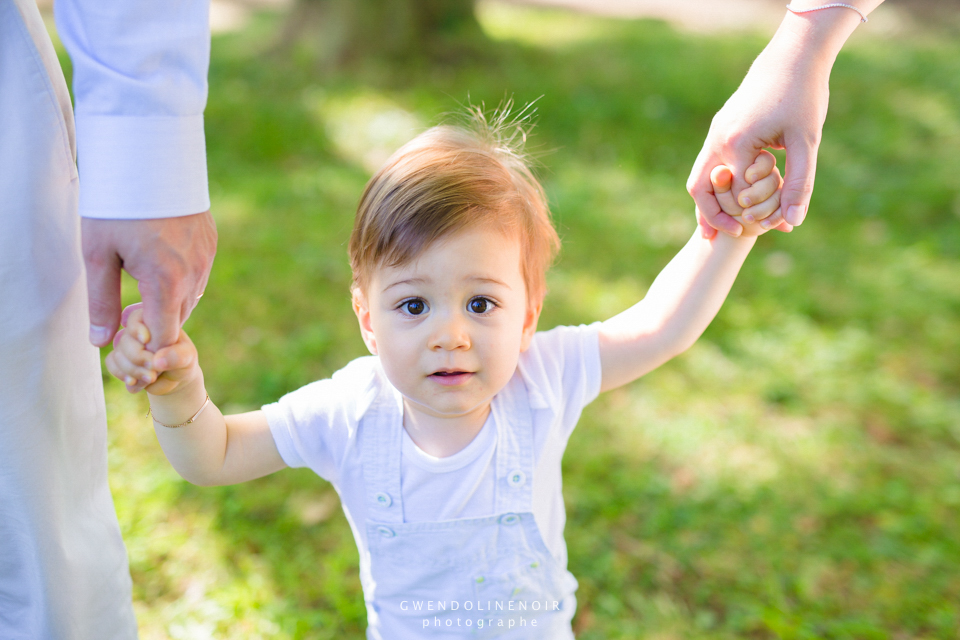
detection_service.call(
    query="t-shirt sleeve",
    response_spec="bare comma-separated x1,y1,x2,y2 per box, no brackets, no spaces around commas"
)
261,357,379,485
518,322,603,441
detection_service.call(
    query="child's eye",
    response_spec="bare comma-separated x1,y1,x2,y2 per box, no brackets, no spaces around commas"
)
468,297,495,314
400,299,427,316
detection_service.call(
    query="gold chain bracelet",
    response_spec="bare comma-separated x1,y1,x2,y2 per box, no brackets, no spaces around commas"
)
147,395,211,429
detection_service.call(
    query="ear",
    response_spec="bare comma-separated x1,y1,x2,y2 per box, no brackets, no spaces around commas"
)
352,289,378,355
519,300,542,353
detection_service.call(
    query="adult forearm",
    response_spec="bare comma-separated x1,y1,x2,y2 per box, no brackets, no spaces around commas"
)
774,0,885,66
759,0,886,84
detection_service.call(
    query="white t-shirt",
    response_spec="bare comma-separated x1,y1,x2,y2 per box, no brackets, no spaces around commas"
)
263,322,602,567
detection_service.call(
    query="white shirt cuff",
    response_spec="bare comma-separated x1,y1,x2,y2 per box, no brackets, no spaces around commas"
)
76,114,210,219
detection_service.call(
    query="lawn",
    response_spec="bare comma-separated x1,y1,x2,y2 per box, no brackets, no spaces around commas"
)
65,3,960,638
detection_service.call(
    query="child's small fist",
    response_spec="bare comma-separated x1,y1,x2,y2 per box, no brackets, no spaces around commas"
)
105,304,200,395
710,150,784,237
105,306,158,393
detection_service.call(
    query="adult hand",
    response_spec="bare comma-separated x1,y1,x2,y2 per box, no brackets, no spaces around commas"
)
687,7,868,238
82,211,217,354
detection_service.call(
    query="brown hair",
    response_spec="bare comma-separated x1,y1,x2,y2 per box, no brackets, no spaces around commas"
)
348,106,560,306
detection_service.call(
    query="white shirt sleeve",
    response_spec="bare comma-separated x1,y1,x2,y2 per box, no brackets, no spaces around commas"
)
261,357,381,485
518,322,603,442
55,0,211,219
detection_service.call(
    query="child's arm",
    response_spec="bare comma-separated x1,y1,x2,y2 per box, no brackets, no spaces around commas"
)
105,306,286,486
598,151,782,393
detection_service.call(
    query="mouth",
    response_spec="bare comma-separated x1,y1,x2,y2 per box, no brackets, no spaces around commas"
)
429,369,474,386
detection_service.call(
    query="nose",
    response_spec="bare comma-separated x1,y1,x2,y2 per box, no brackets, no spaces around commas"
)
428,310,471,351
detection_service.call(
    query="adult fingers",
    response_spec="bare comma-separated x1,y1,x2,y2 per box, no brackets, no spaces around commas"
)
693,190,742,237
125,212,217,353
181,269,210,326
139,277,186,353
696,208,718,240
759,207,789,232
82,221,122,347
120,302,144,329
688,152,743,238
781,139,819,227
689,159,722,239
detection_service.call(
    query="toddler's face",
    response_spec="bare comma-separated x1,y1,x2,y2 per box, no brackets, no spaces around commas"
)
354,227,540,425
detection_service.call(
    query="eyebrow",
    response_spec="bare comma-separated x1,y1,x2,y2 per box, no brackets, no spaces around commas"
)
468,276,511,289
382,277,426,294
381,275,511,294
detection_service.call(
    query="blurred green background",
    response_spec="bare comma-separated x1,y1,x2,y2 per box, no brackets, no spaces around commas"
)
50,1,960,637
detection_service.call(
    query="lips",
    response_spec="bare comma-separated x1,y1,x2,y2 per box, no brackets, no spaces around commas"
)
429,369,473,386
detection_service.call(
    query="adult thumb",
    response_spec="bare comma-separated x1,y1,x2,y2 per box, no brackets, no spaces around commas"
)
84,249,122,347
781,141,819,227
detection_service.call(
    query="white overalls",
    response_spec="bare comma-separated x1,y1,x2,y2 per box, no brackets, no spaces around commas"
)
358,371,579,639
0,1,137,637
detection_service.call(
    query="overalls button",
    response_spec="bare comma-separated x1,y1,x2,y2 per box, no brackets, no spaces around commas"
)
375,492,393,507
377,526,395,537
499,513,520,526
507,470,526,488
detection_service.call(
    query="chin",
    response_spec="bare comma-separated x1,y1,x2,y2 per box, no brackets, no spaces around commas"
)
414,396,489,419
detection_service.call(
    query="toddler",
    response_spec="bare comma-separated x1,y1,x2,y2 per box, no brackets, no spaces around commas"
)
108,109,783,638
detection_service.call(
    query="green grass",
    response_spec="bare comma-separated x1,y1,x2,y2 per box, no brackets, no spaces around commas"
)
75,4,960,638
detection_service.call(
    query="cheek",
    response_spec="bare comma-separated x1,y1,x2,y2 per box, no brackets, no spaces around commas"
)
378,324,425,364
377,342,422,393
479,328,524,371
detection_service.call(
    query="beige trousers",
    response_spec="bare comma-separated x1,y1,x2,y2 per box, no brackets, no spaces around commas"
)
0,1,138,637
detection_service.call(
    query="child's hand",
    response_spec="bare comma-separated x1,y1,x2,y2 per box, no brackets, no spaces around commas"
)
105,304,201,396
710,150,783,237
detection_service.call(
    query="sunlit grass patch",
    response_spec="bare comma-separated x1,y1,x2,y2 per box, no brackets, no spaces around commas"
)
304,89,424,172
476,0,620,48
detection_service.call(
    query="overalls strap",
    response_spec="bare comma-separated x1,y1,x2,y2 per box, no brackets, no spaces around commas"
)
359,372,406,524
491,373,535,515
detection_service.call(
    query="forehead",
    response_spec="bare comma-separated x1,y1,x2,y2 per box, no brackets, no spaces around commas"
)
372,227,523,292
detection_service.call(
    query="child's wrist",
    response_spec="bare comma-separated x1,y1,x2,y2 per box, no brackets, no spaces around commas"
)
147,376,208,424
711,229,759,250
